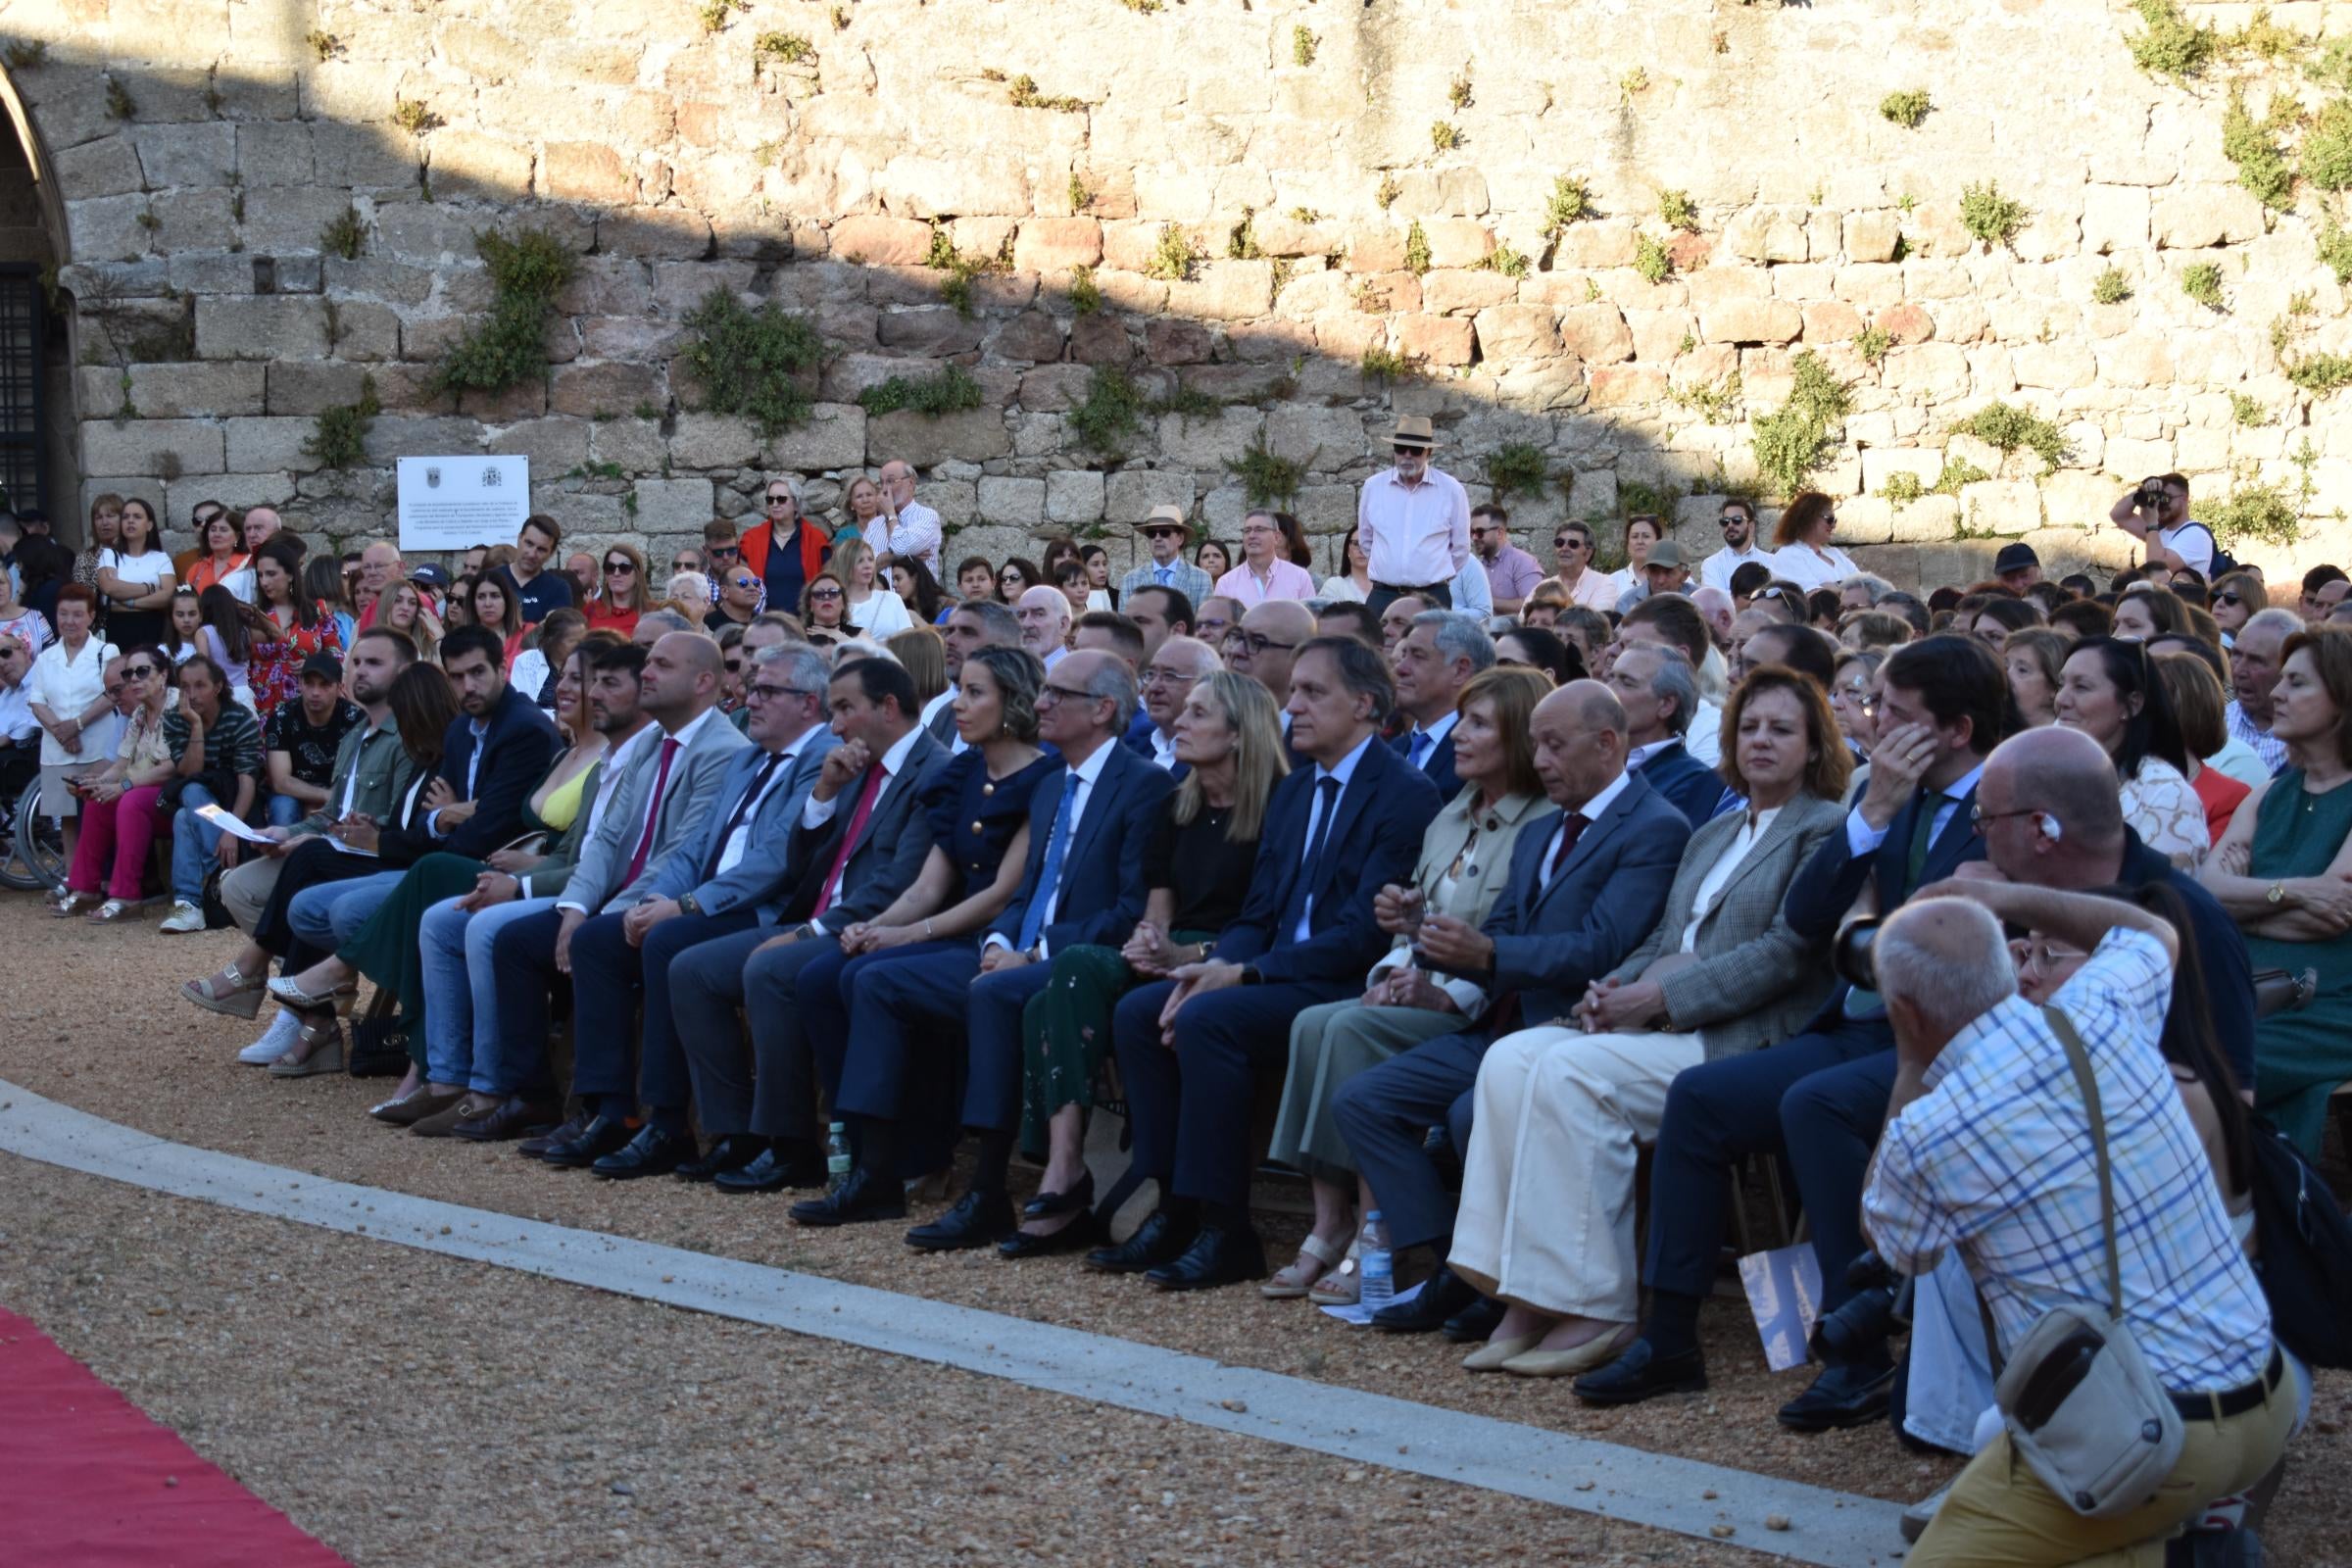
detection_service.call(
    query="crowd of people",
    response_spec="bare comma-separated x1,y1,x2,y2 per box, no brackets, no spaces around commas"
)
3,425,2345,1562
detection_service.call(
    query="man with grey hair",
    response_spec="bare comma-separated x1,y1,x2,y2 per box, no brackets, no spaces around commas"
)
633,607,696,645
1015,583,1072,670
928,598,1023,749
867,460,943,576
354,538,403,628
1600,641,1720,828
1390,608,1494,798
2226,607,2298,772
1839,573,1896,614
1128,633,1221,772
1863,880,2285,1567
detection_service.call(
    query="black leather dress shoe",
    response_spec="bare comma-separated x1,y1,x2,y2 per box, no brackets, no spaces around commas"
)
516,1112,592,1158
591,1125,693,1180
1146,1223,1267,1291
1776,1359,1897,1433
906,1188,1017,1251
1371,1264,1481,1333
1572,1339,1708,1406
675,1134,767,1183
1443,1295,1507,1344
1022,1171,1095,1219
534,1114,634,1169
451,1096,560,1145
713,1147,827,1195
790,1167,907,1227
1082,1208,1198,1274
997,1209,1101,1260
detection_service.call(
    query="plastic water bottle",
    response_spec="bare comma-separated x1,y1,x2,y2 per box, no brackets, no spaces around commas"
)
825,1120,852,1194
1356,1210,1395,1312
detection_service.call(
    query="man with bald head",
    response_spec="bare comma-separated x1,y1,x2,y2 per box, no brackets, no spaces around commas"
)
1015,583,1073,670
1332,678,1692,1330
354,539,403,627
1127,633,1221,772
489,630,754,1175
867,459,943,576
1225,599,1314,705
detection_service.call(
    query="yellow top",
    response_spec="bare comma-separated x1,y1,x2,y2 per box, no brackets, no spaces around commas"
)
536,760,590,833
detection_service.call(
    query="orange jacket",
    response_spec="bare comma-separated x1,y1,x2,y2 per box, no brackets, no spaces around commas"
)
736,515,832,591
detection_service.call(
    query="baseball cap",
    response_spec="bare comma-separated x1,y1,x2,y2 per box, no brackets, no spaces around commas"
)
299,651,344,683
409,563,452,589
1993,543,2040,574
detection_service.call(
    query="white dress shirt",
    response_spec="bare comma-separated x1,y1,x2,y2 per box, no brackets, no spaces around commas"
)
1679,806,1781,951
1357,465,1472,588
712,729,817,877
1844,761,1983,858
802,721,926,936
987,736,1118,956
1295,733,1378,942
1149,726,1179,771
1700,544,1781,593
559,708,722,915
1403,710,1459,773
1685,699,1723,767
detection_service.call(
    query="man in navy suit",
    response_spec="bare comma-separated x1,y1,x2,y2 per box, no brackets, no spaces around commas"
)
1606,642,1724,828
1389,608,1493,802
1090,637,1444,1290
796,650,1173,1231
1123,635,1218,775
1332,680,1691,1329
1577,634,2006,1423
423,624,562,860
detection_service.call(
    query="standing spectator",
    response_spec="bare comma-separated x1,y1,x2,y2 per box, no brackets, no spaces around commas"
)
954,556,999,604
1319,525,1375,604
26,583,119,873
831,537,914,637
1013,584,1071,669
867,459,944,575
1195,538,1233,581
263,653,360,827
192,585,259,710
1357,416,1469,616
96,498,176,649
839,473,886,545
1698,498,1778,592
1606,514,1663,606
1214,510,1316,604
0,553,52,653
584,542,649,636
2226,608,2296,772
156,656,267,933
1053,557,1095,619
2201,624,2352,1154
1120,510,1217,606
1768,492,1859,591
490,514,575,625
1549,520,1620,611
888,558,949,625
470,573,527,672
239,504,282,560
1991,541,2041,593
2056,637,2206,863
306,556,357,652
53,647,173,918
2001,627,2067,730
1080,544,1118,610
1493,624,1581,687
1468,505,1545,614
2298,564,2348,619
72,494,122,608
741,477,832,616
376,580,441,667
182,508,251,603
350,539,403,629
668,544,707,580
564,553,598,607
2110,471,2218,576
996,556,1041,602
700,518,741,600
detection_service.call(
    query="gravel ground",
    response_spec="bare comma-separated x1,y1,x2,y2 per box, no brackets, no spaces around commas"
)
5,896,2348,1561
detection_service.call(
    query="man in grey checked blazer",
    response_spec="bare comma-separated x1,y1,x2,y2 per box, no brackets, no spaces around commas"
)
1116,504,1215,607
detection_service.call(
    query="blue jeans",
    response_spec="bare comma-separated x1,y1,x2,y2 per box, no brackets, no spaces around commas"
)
286,869,406,954
169,782,231,905
419,892,559,1092
266,794,307,828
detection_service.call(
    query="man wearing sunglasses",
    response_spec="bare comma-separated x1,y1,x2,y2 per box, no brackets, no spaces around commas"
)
737,476,830,617
1117,504,1214,607
1358,416,1469,618
1548,521,1619,611
1698,499,1779,594
706,563,763,632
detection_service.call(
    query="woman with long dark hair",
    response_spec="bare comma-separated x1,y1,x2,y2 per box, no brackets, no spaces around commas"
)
245,537,342,719
2056,636,2203,863
184,508,251,601
889,556,950,625
96,497,176,648
470,573,526,671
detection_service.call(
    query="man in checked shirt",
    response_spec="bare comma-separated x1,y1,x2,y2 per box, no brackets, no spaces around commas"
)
1861,881,2290,1567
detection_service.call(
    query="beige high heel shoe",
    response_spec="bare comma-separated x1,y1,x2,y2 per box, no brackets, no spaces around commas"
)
269,1014,345,1078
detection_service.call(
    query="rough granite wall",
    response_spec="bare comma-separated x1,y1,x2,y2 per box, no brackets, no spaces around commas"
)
5,0,2352,584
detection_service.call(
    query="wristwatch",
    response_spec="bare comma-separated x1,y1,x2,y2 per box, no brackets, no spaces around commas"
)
2267,882,2286,906
1239,964,1262,986
679,892,702,915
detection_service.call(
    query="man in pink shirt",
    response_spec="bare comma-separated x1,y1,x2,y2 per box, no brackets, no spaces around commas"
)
1212,511,1316,604
1356,416,1470,617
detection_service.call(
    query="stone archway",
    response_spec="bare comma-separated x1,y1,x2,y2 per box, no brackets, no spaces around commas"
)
0,63,72,526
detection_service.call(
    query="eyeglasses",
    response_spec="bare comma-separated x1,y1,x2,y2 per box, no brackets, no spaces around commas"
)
808,586,843,600
2217,591,2243,606
2019,939,2089,973
122,662,156,678
724,659,744,673
764,494,793,507
1971,803,2041,831
1719,516,1746,529
1143,527,1183,540
102,682,125,698
723,575,758,591
605,561,636,574
746,681,820,703
708,545,740,560
1036,683,1095,707
671,559,699,572
1140,663,1194,687
1554,537,1588,551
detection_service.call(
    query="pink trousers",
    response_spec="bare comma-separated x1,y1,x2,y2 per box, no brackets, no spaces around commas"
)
67,784,169,901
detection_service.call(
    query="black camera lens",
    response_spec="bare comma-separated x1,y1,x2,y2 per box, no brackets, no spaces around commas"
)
1835,918,1881,992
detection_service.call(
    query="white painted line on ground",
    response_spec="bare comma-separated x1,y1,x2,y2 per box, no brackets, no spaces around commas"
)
0,1081,1907,1567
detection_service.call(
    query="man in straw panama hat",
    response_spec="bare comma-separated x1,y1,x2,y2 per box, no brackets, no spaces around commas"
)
1117,504,1214,607
1358,415,1472,618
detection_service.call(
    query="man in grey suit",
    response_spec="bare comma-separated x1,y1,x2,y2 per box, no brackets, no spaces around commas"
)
1331,681,1690,1332
669,657,951,1194
491,632,749,1170
565,641,840,1180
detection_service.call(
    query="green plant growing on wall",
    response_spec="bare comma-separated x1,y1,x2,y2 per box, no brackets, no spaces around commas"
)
1227,209,1261,261
305,374,380,468
1880,471,1925,506
1403,220,1432,276
2208,478,2304,546
699,0,748,32
857,363,984,417
1360,344,1411,382
2092,268,2134,304
680,287,823,436
1474,242,1531,279
1288,207,1324,223
1880,89,1931,128
135,211,159,232
2310,37,2352,89
392,98,439,135
1449,72,1474,111
1672,371,1741,423
1430,121,1463,152
1146,223,1197,282
756,30,814,66
2223,91,2297,209
1933,456,1990,495
1375,172,1400,210
1067,264,1102,315
1959,182,2028,248
2181,262,2226,310
1749,350,1852,499
1152,385,1220,421
2316,218,2352,282
1293,25,1317,66
1543,175,1592,238
1008,74,1087,112
2286,352,2352,392
319,207,366,261
105,78,133,119
1658,189,1697,232
1485,442,1550,498
1955,402,2072,468
1620,66,1649,97
2232,392,2270,426
1634,233,1673,284
2302,99,2352,189
832,5,852,29
1226,437,1303,505
1067,174,1091,212
432,228,577,398
306,29,342,61
1118,0,1164,12
1853,323,1893,365
2129,0,2215,78
4,39,47,69
1067,364,1147,452
927,228,1009,317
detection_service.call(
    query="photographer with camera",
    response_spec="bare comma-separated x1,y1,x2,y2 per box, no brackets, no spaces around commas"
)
1863,879,2287,1567
2110,474,2219,579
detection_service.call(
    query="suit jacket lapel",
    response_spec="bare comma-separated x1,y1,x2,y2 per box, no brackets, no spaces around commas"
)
1535,776,1642,910
1061,747,1127,871
1701,798,1811,912
1925,783,1981,879
1306,747,1383,903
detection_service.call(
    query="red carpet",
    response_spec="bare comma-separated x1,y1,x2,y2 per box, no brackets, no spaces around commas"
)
0,1306,350,1567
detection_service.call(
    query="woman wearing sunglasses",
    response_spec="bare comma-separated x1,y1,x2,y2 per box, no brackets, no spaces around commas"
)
52,647,175,918
584,542,650,637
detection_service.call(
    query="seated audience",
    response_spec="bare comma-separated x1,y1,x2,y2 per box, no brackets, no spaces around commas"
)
155,655,267,934
54,646,173,918
2055,636,2205,863
262,653,360,828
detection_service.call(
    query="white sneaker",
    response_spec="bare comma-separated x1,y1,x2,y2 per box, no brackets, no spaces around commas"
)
238,1010,302,1065
158,900,207,935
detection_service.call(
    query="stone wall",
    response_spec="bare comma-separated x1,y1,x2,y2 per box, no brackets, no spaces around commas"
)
6,0,2352,584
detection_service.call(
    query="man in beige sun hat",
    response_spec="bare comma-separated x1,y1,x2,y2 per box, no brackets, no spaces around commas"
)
1357,415,1471,618
1116,503,1214,607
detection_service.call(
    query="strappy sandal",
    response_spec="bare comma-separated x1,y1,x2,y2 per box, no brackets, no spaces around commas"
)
1307,1237,1364,1306
1262,1231,1346,1299
269,1014,345,1078
267,973,356,1011
183,961,268,1020
84,899,136,924
50,890,98,918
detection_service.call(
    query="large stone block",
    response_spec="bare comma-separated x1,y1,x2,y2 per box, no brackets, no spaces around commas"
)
2081,184,2149,255
363,416,487,463
1396,315,1474,366
198,297,331,361
1046,467,1106,524
81,417,225,476
1155,408,1262,469
767,404,868,471
267,362,374,416
487,417,592,472
668,413,762,468
1104,468,1197,521
550,362,664,417
867,407,1011,466
1473,304,1560,361
131,122,236,189
1267,406,1368,472
1421,270,1519,315
1698,300,1802,346
1164,262,1274,321
1420,220,1493,270
105,362,269,418
428,130,535,202
877,308,985,356
54,136,145,200
976,475,1047,527
541,142,636,206
224,416,323,473
1558,305,1634,366
1013,218,1102,275
831,215,934,268
632,477,717,534
2152,185,2265,249
1842,211,1901,265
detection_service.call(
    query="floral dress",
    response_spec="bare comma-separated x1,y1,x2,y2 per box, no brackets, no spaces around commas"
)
246,607,343,721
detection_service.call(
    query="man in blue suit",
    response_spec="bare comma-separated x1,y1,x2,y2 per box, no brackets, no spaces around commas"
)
1090,637,1444,1290
1389,609,1492,801
1332,679,1691,1328
795,650,1173,1231
564,641,838,1181
1577,634,2006,1423
1607,642,1725,828
424,623,563,860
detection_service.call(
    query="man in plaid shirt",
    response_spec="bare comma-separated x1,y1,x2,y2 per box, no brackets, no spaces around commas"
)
1863,881,2289,1566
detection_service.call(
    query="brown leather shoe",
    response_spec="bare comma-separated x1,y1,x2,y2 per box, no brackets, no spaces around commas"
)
411,1093,504,1139
457,1096,564,1146
370,1088,466,1128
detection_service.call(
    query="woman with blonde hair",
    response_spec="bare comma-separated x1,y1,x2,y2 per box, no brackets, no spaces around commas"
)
584,541,650,636
991,669,1291,1255
841,473,887,543
1263,665,1554,1301
827,535,914,637
886,624,948,709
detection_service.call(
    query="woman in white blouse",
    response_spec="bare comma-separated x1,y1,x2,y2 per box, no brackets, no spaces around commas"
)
825,537,913,637
1448,669,1851,1375
1766,491,1859,592
1319,527,1374,603
2055,636,2207,865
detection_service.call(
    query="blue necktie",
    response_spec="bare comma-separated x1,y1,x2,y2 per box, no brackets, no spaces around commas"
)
1407,731,1434,770
1018,771,1082,951
1286,776,1345,933
1155,564,1173,585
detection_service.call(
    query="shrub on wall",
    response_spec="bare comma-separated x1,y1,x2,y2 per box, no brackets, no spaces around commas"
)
430,228,575,398
680,288,824,436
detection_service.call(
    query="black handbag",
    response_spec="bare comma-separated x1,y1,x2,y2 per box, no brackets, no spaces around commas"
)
2247,1116,2352,1369
347,1004,413,1078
